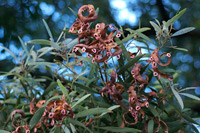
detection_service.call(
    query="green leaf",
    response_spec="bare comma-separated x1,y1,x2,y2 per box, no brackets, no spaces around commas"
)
178,87,197,92
136,27,151,33
18,36,29,55
38,47,54,58
100,105,120,117
170,84,184,109
28,39,51,45
61,125,71,133
180,93,200,101
29,107,45,129
72,94,91,108
57,79,70,101
44,96,62,106
150,21,161,32
148,105,160,118
165,8,187,27
172,47,188,52
42,19,53,40
50,41,61,50
76,108,109,118
0,130,10,133
68,7,78,18
97,127,141,133
0,45,20,63
70,123,76,133
148,119,154,133
182,114,200,126
172,27,195,37
28,62,55,68
116,33,135,45
95,7,99,15
117,54,144,74
72,81,98,93
68,118,92,133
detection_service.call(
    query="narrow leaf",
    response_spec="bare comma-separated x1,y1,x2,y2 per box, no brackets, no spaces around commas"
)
68,118,92,133
57,79,70,101
76,108,108,118
72,94,91,108
180,93,200,101
70,123,76,133
28,39,51,45
97,127,141,132
118,54,144,74
42,19,53,40
178,87,197,92
100,105,120,117
171,84,184,109
150,21,161,32
172,27,195,37
0,45,20,63
29,107,45,129
50,41,61,50
18,36,29,55
148,119,154,133
166,8,187,27
170,47,188,52
0,130,10,133
68,7,78,18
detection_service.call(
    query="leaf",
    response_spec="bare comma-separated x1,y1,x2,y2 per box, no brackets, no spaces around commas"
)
38,47,54,58
117,54,144,74
44,96,62,106
170,84,184,109
57,79,70,101
150,21,161,32
0,130,10,133
172,27,195,37
97,127,141,133
168,47,188,52
76,108,109,118
165,8,187,27
68,7,78,18
72,81,98,93
136,27,151,33
68,118,92,133
182,113,200,126
31,50,37,62
28,39,51,45
180,93,200,101
29,107,45,129
95,7,99,15
50,41,61,50
66,38,78,50
18,36,29,55
100,105,120,117
148,105,159,118
148,119,154,133
116,33,135,45
42,19,53,40
70,123,76,133
178,87,197,92
0,45,20,63
28,62,55,68
62,125,71,133
72,94,91,108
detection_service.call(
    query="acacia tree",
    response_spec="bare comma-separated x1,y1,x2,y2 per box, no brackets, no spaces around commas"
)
0,4,199,133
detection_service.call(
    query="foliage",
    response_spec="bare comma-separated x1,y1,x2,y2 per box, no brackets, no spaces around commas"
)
0,4,199,133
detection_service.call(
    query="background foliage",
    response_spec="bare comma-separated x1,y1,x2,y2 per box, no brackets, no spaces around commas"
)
0,0,200,132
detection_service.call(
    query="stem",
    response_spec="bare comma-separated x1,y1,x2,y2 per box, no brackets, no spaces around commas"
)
104,63,108,83
97,63,105,85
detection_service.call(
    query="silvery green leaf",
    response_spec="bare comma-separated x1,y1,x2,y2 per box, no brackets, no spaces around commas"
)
172,27,195,37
